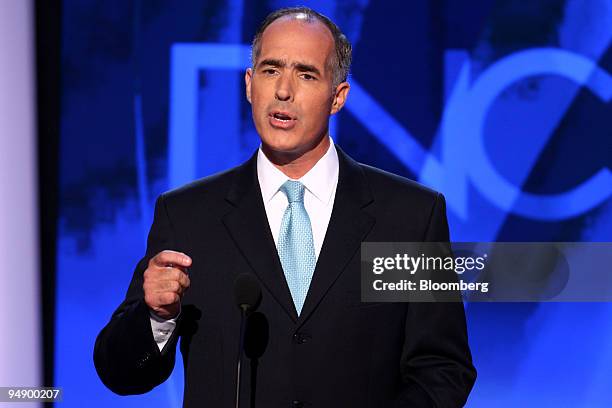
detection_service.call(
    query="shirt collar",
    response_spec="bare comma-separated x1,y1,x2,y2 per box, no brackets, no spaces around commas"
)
257,137,339,205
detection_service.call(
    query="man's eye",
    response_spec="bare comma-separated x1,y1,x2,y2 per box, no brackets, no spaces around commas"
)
263,69,277,75
301,73,316,80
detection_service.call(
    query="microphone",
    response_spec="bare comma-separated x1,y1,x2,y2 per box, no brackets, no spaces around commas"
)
234,273,262,312
233,273,261,408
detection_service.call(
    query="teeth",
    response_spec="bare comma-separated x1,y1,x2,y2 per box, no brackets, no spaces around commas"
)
273,114,290,122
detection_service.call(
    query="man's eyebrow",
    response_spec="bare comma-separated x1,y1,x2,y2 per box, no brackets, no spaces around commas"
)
294,62,321,76
258,58,285,68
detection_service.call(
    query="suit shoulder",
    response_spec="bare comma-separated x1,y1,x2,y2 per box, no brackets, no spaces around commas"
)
159,163,242,204
358,163,441,201
356,163,449,240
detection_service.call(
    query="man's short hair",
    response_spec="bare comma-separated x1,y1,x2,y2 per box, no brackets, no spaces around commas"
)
250,6,352,87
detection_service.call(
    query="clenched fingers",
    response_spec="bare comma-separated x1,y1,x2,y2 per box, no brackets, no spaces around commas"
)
144,265,190,283
143,270,191,293
150,250,192,269
143,250,192,314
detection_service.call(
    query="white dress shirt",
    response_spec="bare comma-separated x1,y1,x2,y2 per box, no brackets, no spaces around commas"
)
257,138,339,258
151,138,339,351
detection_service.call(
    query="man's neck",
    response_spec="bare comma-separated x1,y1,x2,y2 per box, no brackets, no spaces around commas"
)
262,135,331,179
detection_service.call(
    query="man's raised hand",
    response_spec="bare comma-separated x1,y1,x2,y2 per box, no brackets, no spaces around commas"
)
143,250,192,319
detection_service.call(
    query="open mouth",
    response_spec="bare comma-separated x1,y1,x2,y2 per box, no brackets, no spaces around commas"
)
271,112,294,121
268,111,297,129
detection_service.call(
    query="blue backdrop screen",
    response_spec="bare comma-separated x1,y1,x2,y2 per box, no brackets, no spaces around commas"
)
56,0,612,406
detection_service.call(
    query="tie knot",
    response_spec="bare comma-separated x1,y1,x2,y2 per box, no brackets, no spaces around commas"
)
280,180,305,203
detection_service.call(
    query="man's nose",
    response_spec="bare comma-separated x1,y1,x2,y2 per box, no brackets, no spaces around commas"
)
275,74,293,102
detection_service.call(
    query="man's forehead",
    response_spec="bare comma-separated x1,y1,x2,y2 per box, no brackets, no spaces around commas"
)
257,16,334,63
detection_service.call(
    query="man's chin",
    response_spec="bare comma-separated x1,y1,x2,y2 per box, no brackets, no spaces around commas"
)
260,141,305,163
260,134,299,152
264,144,300,155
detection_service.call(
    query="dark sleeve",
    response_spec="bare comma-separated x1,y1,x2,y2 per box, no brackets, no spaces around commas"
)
395,193,477,407
93,194,181,395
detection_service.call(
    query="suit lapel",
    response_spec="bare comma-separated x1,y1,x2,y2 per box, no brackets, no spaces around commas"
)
222,147,375,325
222,153,298,322
298,147,375,325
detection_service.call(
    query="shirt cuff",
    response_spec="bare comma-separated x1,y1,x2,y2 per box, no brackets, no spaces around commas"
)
149,310,179,352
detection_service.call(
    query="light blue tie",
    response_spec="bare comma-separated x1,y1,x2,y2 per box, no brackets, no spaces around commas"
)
277,180,316,316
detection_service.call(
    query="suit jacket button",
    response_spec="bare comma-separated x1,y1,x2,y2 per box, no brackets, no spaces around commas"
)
291,400,304,408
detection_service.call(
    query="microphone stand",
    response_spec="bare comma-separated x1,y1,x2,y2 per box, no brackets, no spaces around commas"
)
233,273,261,408
235,304,248,408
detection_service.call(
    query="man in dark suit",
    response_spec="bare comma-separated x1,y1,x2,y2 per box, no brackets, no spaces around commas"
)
94,6,476,407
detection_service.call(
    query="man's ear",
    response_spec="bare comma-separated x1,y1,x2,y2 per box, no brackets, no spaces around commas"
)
330,81,350,115
245,68,253,104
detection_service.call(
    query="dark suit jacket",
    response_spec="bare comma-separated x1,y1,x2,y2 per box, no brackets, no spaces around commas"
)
94,147,476,407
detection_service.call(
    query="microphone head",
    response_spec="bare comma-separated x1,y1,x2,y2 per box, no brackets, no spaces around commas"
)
234,273,262,311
